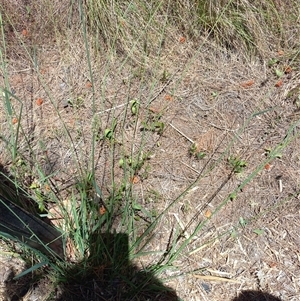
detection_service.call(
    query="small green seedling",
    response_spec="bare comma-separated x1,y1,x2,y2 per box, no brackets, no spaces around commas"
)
68,96,85,109
264,147,282,158
104,119,117,141
189,143,197,154
196,152,206,159
104,128,113,140
141,121,164,135
154,121,164,135
253,228,264,235
14,157,26,167
189,143,206,159
119,158,125,168
130,99,139,115
25,5,31,16
295,96,300,108
228,156,247,173
239,216,247,228
230,229,238,238
160,69,170,83
211,91,218,97
29,181,46,212
229,192,237,201
119,152,150,174
275,69,284,78
132,202,142,211
268,58,279,66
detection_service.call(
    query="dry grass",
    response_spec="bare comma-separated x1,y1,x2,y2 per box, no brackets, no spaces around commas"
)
1,0,300,300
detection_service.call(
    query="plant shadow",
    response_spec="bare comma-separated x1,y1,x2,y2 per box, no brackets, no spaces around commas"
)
232,290,282,301
0,162,178,300
55,232,179,301
1,221,179,300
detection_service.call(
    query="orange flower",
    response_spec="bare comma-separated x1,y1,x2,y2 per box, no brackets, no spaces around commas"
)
36,98,43,106
12,117,18,124
99,205,106,215
275,79,283,87
240,80,254,88
22,29,28,37
179,36,186,43
164,94,173,101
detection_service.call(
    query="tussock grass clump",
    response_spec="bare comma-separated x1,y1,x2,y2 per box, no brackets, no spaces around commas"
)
1,0,300,300
83,0,300,60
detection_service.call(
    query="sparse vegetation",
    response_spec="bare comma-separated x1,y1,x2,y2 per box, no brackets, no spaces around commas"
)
228,155,247,173
0,0,300,300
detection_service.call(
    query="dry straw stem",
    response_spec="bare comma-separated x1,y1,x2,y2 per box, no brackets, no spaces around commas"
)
169,123,194,144
193,274,240,283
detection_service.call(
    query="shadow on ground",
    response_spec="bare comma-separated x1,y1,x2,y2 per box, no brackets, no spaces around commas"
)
0,163,178,300
55,232,178,301
2,233,179,301
232,290,282,301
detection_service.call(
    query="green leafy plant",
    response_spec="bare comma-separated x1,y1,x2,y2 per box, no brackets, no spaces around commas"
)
68,96,85,109
104,119,117,141
253,228,264,235
228,155,247,173
275,69,284,78
130,99,139,115
119,152,151,175
189,143,206,159
141,116,165,135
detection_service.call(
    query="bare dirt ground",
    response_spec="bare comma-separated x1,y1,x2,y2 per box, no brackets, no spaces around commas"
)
1,1,300,301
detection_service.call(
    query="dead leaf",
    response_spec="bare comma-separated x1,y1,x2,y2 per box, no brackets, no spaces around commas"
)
275,79,283,87
278,50,284,56
268,261,278,268
44,184,51,191
149,106,161,113
264,163,271,170
132,175,139,184
99,205,106,215
179,36,186,43
240,80,255,88
36,98,43,106
22,29,28,37
284,66,292,74
204,209,212,218
86,81,92,88
164,94,173,101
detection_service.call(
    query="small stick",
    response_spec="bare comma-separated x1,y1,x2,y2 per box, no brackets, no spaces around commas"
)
276,175,283,192
169,123,194,143
180,161,201,174
96,103,127,115
173,213,189,238
193,275,240,283
279,179,283,192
